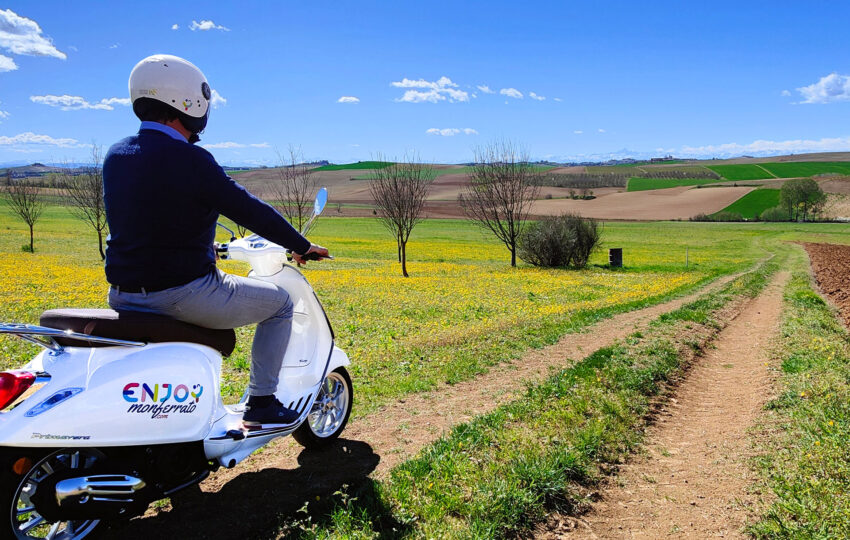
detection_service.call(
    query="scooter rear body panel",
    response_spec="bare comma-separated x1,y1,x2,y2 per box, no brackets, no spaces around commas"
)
0,342,221,447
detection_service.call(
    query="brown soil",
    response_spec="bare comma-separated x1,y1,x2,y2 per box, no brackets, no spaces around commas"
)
537,271,790,539
819,177,850,195
113,274,743,539
802,243,850,328
531,186,755,221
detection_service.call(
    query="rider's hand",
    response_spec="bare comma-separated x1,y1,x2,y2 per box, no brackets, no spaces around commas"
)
292,243,330,265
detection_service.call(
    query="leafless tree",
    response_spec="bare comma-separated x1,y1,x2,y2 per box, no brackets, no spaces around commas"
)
369,155,435,277
4,171,46,253
458,141,541,266
270,146,316,233
58,145,108,259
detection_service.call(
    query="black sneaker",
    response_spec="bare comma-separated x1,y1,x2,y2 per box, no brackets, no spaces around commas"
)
242,396,300,429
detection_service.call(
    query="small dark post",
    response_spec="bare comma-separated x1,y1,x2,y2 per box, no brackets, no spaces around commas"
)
609,248,623,268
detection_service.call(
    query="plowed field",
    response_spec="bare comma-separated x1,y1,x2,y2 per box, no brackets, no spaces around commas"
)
803,242,850,328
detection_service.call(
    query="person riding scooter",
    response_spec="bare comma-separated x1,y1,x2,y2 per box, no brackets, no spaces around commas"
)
103,54,329,429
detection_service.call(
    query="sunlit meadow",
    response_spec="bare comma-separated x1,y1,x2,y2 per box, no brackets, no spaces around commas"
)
3,208,846,413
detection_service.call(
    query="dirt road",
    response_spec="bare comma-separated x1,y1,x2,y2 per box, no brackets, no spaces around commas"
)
538,271,790,539
112,273,749,538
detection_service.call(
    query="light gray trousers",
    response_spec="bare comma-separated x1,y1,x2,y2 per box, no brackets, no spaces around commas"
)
108,268,293,396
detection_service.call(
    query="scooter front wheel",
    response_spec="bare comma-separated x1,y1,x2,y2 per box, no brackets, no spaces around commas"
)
293,367,353,449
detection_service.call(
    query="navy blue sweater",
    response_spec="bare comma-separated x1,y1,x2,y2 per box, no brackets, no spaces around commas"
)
103,128,310,289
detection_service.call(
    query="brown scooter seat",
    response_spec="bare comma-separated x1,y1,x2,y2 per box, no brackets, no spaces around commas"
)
40,308,236,357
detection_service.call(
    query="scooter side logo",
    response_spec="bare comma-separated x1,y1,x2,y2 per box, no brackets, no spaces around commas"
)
122,383,203,419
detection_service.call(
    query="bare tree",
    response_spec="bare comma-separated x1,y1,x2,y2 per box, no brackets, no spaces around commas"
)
59,145,108,259
270,146,316,233
369,155,435,277
458,141,541,266
4,171,46,253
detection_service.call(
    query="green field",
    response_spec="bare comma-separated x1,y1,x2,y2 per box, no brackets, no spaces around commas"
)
2,208,849,412
627,177,722,192
312,161,395,171
759,161,850,178
717,188,781,219
3,206,850,537
708,164,775,180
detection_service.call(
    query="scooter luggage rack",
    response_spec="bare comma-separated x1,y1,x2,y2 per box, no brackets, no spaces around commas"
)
0,322,145,352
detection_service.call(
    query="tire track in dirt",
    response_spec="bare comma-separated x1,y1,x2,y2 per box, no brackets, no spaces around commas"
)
117,271,746,538
538,271,789,539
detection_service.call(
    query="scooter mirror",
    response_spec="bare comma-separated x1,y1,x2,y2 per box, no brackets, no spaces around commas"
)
314,187,328,216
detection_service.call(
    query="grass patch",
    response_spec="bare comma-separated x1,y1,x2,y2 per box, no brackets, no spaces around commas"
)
707,164,775,181
312,161,395,171
627,177,722,192
749,250,850,538
716,189,780,219
285,254,780,538
759,161,850,178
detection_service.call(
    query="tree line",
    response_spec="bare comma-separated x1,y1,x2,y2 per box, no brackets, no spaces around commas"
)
3,140,587,275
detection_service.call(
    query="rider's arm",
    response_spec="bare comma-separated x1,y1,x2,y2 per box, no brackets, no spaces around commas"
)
193,148,311,255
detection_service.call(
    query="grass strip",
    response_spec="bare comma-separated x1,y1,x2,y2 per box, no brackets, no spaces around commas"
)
626,177,722,192
749,251,850,538
313,161,396,171
280,254,780,539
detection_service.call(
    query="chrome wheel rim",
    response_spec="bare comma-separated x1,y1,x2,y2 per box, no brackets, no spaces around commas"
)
11,449,104,540
308,372,350,438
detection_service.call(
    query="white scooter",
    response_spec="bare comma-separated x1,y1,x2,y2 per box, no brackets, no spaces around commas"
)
0,189,352,539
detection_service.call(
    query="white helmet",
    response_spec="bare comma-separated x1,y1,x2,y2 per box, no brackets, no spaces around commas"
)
129,54,212,134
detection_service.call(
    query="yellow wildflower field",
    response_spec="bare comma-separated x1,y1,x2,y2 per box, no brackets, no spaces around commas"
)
10,212,834,411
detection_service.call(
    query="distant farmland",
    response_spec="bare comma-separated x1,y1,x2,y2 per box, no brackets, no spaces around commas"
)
707,164,774,180
717,189,781,219
759,161,850,178
627,177,721,192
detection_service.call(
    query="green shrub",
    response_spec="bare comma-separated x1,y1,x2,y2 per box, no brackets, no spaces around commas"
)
517,213,601,267
760,205,791,222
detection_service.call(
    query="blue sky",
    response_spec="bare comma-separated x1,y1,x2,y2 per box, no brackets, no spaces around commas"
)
1,1,850,166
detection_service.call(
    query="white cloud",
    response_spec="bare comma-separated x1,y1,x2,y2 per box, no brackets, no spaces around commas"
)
0,9,66,59
30,94,130,111
529,91,545,101
573,130,583,134
202,141,269,149
171,24,179,30
477,85,494,94
0,53,15,72
797,73,850,104
598,128,606,133
190,19,230,32
553,97,563,102
0,132,83,147
108,43,119,49
780,89,791,97
210,89,226,108
425,127,478,136
337,96,360,103
391,76,469,103
500,88,523,99
679,135,850,158
0,109,9,120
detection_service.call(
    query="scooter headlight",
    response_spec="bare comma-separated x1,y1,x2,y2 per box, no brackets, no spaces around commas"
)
0,371,36,410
